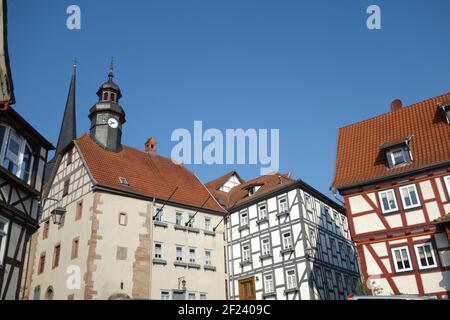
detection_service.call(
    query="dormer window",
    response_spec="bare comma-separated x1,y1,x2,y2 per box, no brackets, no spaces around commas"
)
438,102,450,124
247,185,261,196
119,176,129,185
380,136,413,169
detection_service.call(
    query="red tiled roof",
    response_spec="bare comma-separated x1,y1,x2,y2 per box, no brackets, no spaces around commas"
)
75,134,226,213
205,171,244,206
206,172,294,209
332,92,450,190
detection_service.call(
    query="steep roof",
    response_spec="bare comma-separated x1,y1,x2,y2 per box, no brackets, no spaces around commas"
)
332,92,450,191
75,134,226,213
205,170,244,206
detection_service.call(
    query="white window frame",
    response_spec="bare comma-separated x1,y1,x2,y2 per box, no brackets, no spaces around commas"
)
204,218,211,231
176,246,184,262
199,293,207,300
390,147,407,166
0,124,34,185
444,175,450,199
161,290,171,300
258,203,268,220
240,211,248,226
154,242,163,259
261,238,271,256
278,196,288,213
189,247,196,264
378,189,399,214
154,207,163,222
187,214,195,228
282,232,293,250
175,212,183,226
264,274,274,293
242,244,251,262
204,249,212,266
0,216,9,266
391,246,413,273
414,242,438,270
188,292,196,300
286,269,297,290
399,184,421,210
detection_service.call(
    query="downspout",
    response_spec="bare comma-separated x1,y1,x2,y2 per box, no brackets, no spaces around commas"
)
148,197,155,299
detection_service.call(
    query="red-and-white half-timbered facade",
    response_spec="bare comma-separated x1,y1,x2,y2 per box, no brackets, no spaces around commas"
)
332,94,450,299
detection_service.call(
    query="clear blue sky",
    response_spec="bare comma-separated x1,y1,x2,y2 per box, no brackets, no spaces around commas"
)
7,0,450,198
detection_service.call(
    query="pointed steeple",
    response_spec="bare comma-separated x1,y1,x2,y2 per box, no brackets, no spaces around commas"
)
44,63,77,184
55,63,77,153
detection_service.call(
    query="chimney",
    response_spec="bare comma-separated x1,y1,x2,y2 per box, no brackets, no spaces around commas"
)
390,99,403,112
145,137,157,154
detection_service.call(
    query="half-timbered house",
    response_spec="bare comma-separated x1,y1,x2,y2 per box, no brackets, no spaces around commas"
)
332,95,450,299
207,171,360,300
0,0,53,299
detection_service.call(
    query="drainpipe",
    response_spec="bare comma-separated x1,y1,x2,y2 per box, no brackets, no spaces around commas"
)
148,197,155,299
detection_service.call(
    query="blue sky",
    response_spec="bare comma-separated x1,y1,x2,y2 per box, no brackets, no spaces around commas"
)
7,0,450,198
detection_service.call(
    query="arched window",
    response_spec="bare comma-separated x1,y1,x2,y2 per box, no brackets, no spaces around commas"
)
45,286,54,300
0,124,34,185
103,92,109,101
110,92,116,102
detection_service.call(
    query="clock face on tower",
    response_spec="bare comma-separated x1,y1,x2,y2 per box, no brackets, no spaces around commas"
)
107,117,119,129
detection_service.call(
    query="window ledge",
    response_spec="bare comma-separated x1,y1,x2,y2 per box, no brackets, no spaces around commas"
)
238,225,250,231
204,230,216,236
280,248,294,254
284,288,299,294
188,263,201,269
262,292,276,298
260,254,273,260
240,260,252,267
154,221,168,228
276,211,289,218
152,258,167,265
174,261,187,268
256,218,269,225
204,265,216,271
174,225,187,231
187,227,200,234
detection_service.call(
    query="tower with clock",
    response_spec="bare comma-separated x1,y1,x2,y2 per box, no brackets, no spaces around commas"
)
88,65,126,152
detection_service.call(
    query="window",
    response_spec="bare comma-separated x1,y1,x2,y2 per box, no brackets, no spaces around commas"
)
189,248,196,263
175,212,183,226
378,189,398,213
71,237,79,260
0,125,34,184
240,211,248,226
188,292,196,300
0,217,8,266
45,286,54,300
336,273,343,291
258,203,267,220
391,246,413,272
53,244,61,268
205,250,212,266
42,220,49,239
187,214,195,228
38,252,46,274
119,212,127,226
103,92,109,100
33,286,41,300
176,246,184,262
111,92,116,102
242,244,251,262
282,232,293,250
308,228,316,249
63,179,70,197
67,148,73,165
325,270,333,289
154,207,163,222
154,243,163,259
330,238,337,256
204,218,211,231
399,184,420,209
444,176,450,198
414,243,437,270
76,201,83,221
119,176,129,185
264,274,274,293
161,291,170,300
200,293,207,300
389,147,409,167
286,270,297,290
278,197,288,213
315,268,323,287
261,238,271,256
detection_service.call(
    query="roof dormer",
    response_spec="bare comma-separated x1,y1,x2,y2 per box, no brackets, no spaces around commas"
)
438,102,450,124
380,136,413,169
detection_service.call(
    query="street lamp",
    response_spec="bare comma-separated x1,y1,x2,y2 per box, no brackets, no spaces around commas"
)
40,198,66,225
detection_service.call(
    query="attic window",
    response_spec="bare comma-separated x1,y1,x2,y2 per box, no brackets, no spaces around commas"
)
380,137,412,169
438,103,450,124
119,177,129,185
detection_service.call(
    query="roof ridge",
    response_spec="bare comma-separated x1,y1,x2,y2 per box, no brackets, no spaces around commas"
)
338,92,450,130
